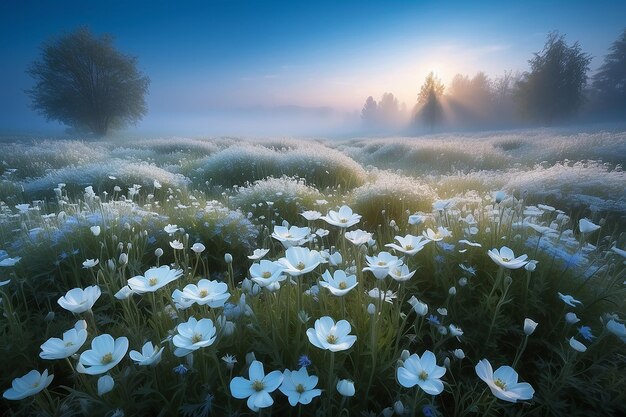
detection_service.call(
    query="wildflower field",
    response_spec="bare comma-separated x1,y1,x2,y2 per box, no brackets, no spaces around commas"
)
0,128,625,417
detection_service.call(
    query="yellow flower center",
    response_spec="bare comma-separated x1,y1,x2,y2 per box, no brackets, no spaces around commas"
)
326,334,338,344
419,370,428,381
501,257,510,262
199,289,208,298
338,282,347,289
149,277,158,286
405,245,413,250
252,380,265,392
101,353,114,364
340,218,348,223
65,341,74,347
377,261,386,266
296,383,306,394
32,381,40,388
494,378,507,390
285,234,292,238
191,333,203,344
296,262,306,270
262,271,272,279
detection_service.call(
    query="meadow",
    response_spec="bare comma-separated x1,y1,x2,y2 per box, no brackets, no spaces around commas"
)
0,127,625,416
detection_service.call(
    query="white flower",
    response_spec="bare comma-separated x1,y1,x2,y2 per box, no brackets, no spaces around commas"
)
388,263,416,282
0,256,21,267
40,320,88,360
114,286,134,300
524,318,538,336
569,337,587,352
127,266,183,294
249,260,286,288
487,246,528,269
164,224,179,234
565,312,580,324
449,324,464,339
301,210,322,221
344,229,373,246
279,367,322,406
82,259,99,269
57,285,101,313
558,292,582,307
271,225,310,248
171,289,195,310
336,379,355,397
169,240,184,250
524,260,538,272
90,225,101,236
368,288,397,303
422,227,452,242
277,246,322,276
129,341,164,366
177,279,230,308
606,319,626,343
306,316,357,352
458,239,482,248
320,205,361,228
328,251,342,266
475,359,534,403
315,228,329,237
433,199,454,211
397,350,446,395
408,296,428,316
97,375,114,396
15,203,31,213
578,218,600,234
77,334,129,375
3,369,53,400
153,179,162,189
454,349,465,359
408,214,426,225
363,251,402,280
191,243,206,253
0,279,10,286
385,234,430,256
172,317,217,357
248,249,270,260
230,360,284,412
319,269,358,296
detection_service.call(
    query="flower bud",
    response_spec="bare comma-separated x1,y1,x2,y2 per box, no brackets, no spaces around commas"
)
155,248,163,258
393,400,405,415
224,253,233,264
382,407,394,417
245,352,256,365
448,286,457,296
367,303,376,315
118,253,128,265
565,312,580,324
97,375,114,396
336,379,355,397
400,349,410,361
453,348,465,359
90,225,101,237
524,318,538,335
444,357,451,368
458,277,467,287
191,243,206,254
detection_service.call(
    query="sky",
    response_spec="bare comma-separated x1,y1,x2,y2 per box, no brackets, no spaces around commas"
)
0,0,625,136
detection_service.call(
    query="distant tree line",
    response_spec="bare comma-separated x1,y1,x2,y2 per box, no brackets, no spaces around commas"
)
361,29,626,131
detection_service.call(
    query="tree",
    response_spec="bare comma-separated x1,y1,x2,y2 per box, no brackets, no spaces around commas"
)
592,28,626,114
360,96,378,126
27,28,150,137
415,72,445,129
515,32,591,123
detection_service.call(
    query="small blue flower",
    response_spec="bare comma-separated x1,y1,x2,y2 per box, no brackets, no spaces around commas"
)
423,405,437,417
578,325,595,341
173,364,189,375
427,315,441,326
298,354,312,368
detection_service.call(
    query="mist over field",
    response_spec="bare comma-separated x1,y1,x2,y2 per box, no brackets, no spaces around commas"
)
1,1,626,417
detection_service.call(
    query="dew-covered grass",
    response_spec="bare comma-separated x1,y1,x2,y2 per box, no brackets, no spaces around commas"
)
0,127,625,416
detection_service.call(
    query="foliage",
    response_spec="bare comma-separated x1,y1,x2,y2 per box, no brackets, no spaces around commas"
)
27,28,150,137
515,32,592,123
592,28,626,115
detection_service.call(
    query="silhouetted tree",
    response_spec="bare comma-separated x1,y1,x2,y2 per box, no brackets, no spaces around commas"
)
515,32,591,123
361,96,378,126
27,28,150,137
415,72,445,129
592,28,626,114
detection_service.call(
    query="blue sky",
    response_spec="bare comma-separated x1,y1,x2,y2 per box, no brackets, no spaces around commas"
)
1,0,624,135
